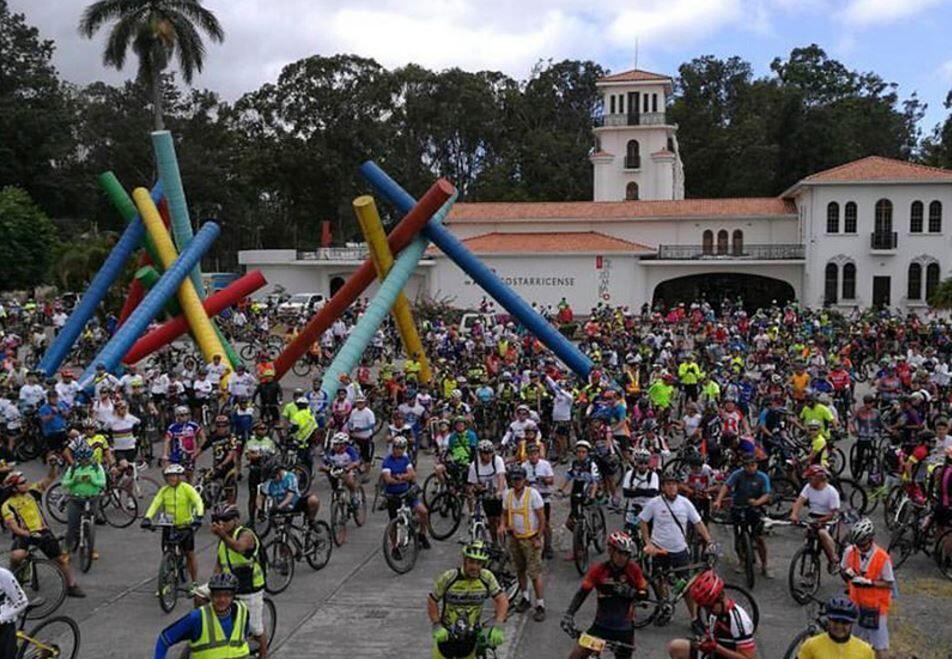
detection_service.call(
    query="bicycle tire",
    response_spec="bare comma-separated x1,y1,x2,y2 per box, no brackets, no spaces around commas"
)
331,499,347,547
353,486,368,527
252,511,272,540
249,597,277,657
736,530,755,590
240,343,256,362
887,526,915,570
16,614,81,659
100,488,138,528
157,551,180,613
765,476,797,519
292,465,311,494
722,584,759,631
590,507,607,554
428,492,463,540
18,558,67,620
572,524,589,576
781,628,814,659
305,520,333,571
42,481,69,525
834,477,868,515
79,519,94,574
291,360,311,378
132,475,162,515
883,487,905,531
421,473,445,508
631,575,663,629
382,518,418,574
263,539,295,594
934,529,952,581
788,547,820,604
827,446,846,477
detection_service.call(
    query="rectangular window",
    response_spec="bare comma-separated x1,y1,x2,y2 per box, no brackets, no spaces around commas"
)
844,203,857,233
618,95,624,114
929,201,942,233
652,94,658,112
644,94,649,113
610,95,615,114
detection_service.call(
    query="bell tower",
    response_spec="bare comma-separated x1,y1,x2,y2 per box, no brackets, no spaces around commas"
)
590,69,684,201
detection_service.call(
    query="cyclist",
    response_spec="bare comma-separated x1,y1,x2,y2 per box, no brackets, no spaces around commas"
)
434,416,476,488
804,419,830,468
790,465,841,574
850,394,882,477
346,393,376,467
562,531,647,659
381,436,430,549
561,440,601,535
428,541,507,659
522,442,555,558
320,432,362,508
839,517,894,658
196,414,241,503
621,448,659,536
163,405,204,478
141,463,204,588
499,465,547,621
154,571,251,659
103,398,139,465
257,459,321,526
796,595,874,658
62,442,106,560
244,420,277,523
209,503,268,657
0,565,28,657
667,570,758,658
713,454,773,577
467,440,506,543
288,396,319,474
1,467,86,597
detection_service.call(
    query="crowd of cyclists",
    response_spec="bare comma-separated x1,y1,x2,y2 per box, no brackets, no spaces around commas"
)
0,292,951,657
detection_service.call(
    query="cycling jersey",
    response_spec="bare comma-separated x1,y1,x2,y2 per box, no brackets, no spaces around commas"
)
429,568,501,627
797,633,874,658
145,482,204,527
259,472,301,507
1,490,45,533
167,421,201,461
703,602,757,654
580,561,648,630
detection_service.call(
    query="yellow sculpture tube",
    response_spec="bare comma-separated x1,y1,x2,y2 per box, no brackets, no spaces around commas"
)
354,195,432,384
133,188,228,367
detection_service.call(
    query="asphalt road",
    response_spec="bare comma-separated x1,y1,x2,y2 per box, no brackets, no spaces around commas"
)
7,377,952,658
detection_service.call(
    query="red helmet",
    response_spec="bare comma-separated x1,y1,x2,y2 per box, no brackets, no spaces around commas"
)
607,531,633,554
803,465,829,479
688,570,724,607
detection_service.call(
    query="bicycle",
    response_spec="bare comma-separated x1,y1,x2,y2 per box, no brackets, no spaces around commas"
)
112,458,161,517
781,593,829,659
262,510,333,594
179,585,277,658
382,489,422,574
788,519,846,604
561,620,635,658
439,617,501,659
887,505,952,574
147,515,198,613
328,467,368,546
15,606,80,659
194,466,237,510
427,470,471,541
729,505,760,589
67,497,97,574
569,495,607,576
12,536,68,620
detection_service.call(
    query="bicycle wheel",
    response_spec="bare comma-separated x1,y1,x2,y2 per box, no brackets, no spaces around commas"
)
787,547,821,604
827,446,846,477
765,476,797,519
590,507,607,554
133,475,162,515
79,519,94,574
631,574,663,629
252,510,272,540
240,343,256,362
883,487,905,531
382,518,418,574
428,492,462,541
100,488,138,528
735,530,755,590
781,629,814,659
17,558,67,620
835,477,868,515
157,551,180,613
249,597,277,657
934,529,952,581
353,486,368,527
572,523,589,576
263,539,295,594
16,615,81,659
722,584,759,631
42,481,69,525
421,473,444,508
305,520,333,571
291,359,312,378
292,464,311,493
331,499,347,547
848,443,866,480
887,526,915,569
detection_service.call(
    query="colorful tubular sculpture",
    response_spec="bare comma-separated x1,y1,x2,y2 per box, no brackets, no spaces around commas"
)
359,161,594,379
122,271,267,365
354,195,432,384
38,181,164,377
272,179,456,381
132,189,228,365
321,194,456,397
79,221,220,387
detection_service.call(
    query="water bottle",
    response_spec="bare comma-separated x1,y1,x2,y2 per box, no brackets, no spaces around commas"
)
673,577,688,594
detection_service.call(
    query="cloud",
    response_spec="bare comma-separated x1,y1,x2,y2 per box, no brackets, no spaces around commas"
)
837,0,948,26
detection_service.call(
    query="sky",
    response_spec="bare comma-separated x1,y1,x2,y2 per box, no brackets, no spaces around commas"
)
10,0,952,133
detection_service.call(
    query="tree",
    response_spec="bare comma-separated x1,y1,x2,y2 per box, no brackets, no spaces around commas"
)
0,187,58,289
78,0,224,130
928,276,952,309
921,91,952,169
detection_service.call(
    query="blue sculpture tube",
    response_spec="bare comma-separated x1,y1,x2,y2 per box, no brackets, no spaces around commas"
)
79,222,221,388
320,195,457,399
39,182,164,377
360,161,594,379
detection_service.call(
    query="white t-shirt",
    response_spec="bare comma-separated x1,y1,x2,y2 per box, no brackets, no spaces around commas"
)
522,458,554,498
55,381,82,407
502,486,545,536
638,494,701,553
193,378,213,400
347,407,375,439
206,362,228,385
799,484,840,517
468,456,507,495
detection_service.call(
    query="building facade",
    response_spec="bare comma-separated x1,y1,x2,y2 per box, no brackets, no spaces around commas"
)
239,68,952,313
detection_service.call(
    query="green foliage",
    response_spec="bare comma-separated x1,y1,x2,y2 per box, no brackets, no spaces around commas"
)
928,276,952,310
0,187,58,290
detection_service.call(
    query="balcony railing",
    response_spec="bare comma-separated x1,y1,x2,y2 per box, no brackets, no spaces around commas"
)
655,244,805,260
297,247,369,261
624,155,641,169
870,231,898,250
594,112,667,127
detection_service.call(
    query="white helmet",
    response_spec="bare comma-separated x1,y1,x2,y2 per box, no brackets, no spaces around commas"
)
332,432,349,446
477,439,495,453
163,463,186,476
575,440,592,451
174,405,190,416
451,389,463,400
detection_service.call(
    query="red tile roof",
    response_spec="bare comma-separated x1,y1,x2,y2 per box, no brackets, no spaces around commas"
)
429,232,655,255
447,198,796,222
590,150,614,158
598,69,671,83
651,149,675,157
803,156,952,183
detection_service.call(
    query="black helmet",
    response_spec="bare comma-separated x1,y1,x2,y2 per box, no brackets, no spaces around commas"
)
211,503,240,522
507,465,527,480
686,449,703,467
208,572,239,592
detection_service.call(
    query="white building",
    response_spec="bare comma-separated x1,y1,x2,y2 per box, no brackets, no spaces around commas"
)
239,68,952,313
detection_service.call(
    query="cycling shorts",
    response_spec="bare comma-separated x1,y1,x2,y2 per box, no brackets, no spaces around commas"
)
11,530,60,558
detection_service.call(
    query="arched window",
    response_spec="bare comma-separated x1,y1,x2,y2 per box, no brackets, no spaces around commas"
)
824,263,839,304
826,202,839,233
927,262,941,300
875,199,893,233
844,202,857,233
732,229,744,255
625,181,639,201
842,263,856,300
907,263,922,300
625,140,640,169
702,230,714,255
910,201,923,233
929,201,942,233
716,230,728,255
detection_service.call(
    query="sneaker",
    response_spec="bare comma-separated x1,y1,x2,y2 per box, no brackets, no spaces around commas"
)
419,535,431,550
92,551,100,561
533,605,546,622
67,585,86,598
515,598,531,613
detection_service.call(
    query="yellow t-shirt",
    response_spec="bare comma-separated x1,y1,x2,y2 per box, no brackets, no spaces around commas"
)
1,490,46,533
811,434,829,466
797,633,874,659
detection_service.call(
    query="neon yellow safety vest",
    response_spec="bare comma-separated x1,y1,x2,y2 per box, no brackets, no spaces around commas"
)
505,488,537,539
188,601,250,658
291,408,317,446
217,526,265,593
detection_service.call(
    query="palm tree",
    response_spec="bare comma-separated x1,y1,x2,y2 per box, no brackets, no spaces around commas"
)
78,0,224,130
